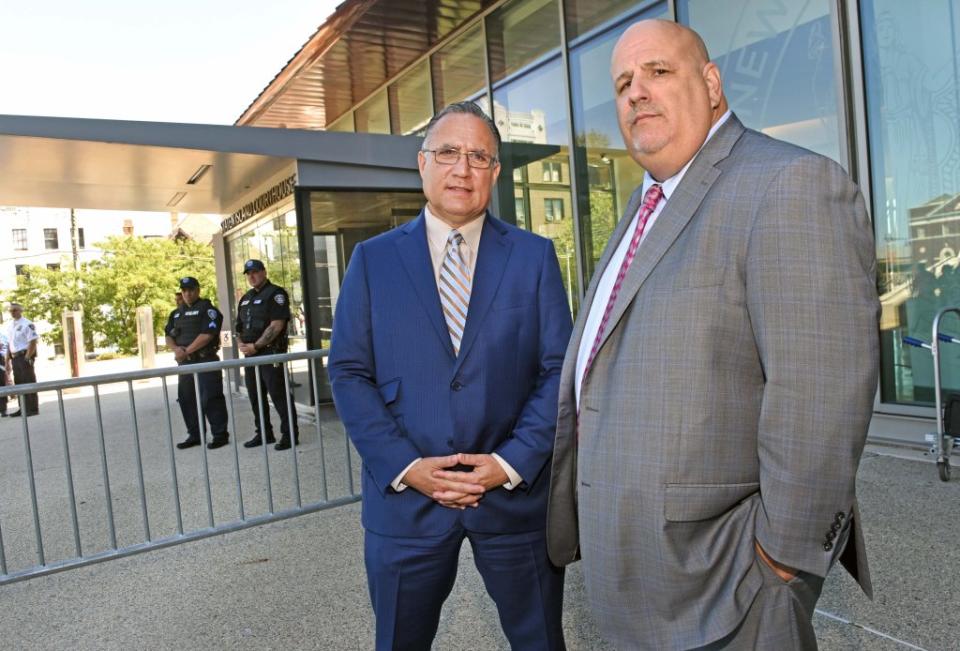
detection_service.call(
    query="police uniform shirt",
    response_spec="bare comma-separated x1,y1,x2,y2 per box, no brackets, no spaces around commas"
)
7,317,38,354
237,281,291,347
164,299,223,350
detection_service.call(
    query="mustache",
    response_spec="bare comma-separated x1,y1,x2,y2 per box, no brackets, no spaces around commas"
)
628,104,662,117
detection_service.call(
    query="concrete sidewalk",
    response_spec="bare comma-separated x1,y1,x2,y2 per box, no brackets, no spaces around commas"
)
0,372,957,649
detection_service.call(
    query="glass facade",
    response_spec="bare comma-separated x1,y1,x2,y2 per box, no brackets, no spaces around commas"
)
862,0,960,406
389,59,433,135
569,5,664,278
487,0,561,83
680,0,844,163
354,90,391,135
493,57,580,314
565,0,654,40
326,112,355,132
231,0,960,417
225,201,309,403
432,23,487,109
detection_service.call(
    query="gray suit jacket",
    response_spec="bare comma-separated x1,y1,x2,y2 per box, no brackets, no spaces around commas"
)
545,115,879,649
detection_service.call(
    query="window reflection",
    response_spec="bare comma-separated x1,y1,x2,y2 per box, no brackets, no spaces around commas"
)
680,0,843,163
487,0,561,83
564,0,654,40
569,9,662,278
354,90,390,134
327,112,354,132
432,23,487,109
862,0,960,405
390,60,433,135
493,59,579,314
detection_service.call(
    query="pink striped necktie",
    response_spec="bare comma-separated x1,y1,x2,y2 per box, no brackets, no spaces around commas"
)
582,183,663,379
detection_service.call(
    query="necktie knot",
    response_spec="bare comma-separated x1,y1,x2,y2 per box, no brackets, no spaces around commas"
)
447,230,464,247
643,183,663,211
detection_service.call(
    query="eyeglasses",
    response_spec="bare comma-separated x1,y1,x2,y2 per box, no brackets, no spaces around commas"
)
421,147,498,169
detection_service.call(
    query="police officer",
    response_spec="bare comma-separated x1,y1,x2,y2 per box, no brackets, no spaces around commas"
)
0,330,9,417
164,277,230,450
236,259,299,450
5,302,39,417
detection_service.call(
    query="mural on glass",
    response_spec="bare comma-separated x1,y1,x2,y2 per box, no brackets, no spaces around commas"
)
862,0,960,404
680,0,843,163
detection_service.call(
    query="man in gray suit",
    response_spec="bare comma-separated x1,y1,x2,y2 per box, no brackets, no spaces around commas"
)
546,19,879,650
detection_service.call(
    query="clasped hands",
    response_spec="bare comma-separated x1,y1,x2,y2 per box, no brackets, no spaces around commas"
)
402,453,509,510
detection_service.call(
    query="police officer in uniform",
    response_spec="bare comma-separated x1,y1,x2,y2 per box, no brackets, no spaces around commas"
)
164,277,230,450
0,330,9,417
6,302,39,417
236,259,299,450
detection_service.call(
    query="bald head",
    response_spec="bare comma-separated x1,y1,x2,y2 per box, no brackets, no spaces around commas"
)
616,19,710,68
611,19,727,180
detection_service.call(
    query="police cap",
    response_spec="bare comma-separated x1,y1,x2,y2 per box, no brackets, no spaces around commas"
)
243,259,266,274
179,276,200,289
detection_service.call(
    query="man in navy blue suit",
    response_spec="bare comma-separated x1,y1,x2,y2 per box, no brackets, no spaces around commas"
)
329,101,572,650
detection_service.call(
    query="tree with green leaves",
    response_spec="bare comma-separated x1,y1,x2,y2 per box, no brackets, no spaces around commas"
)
5,236,217,355
5,265,101,350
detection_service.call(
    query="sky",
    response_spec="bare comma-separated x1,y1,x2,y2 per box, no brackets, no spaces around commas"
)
0,0,342,125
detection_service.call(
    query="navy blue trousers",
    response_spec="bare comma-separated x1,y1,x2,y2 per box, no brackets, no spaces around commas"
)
177,364,228,440
365,522,566,650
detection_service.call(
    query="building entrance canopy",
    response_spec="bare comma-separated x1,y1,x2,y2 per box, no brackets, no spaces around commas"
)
0,114,422,215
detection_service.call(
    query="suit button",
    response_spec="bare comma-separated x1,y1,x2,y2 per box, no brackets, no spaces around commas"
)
831,523,841,533
823,541,833,552
826,531,836,541
446,439,454,448
835,511,846,520
451,381,463,391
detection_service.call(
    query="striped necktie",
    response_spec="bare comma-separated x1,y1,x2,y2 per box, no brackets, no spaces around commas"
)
582,183,663,379
439,230,472,355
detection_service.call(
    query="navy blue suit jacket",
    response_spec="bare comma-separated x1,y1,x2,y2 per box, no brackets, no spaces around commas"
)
329,211,572,538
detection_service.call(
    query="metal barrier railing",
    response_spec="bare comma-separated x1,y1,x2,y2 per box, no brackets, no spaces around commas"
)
0,349,359,585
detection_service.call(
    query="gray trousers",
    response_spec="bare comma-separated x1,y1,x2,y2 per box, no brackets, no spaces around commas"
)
700,555,824,650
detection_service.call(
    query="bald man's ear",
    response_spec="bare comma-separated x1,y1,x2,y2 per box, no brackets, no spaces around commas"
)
702,62,724,109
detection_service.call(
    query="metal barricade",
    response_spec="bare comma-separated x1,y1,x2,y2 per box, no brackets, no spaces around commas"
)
0,349,359,585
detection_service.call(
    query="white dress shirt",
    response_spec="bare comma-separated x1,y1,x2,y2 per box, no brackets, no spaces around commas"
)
7,316,38,354
391,206,522,492
575,111,732,406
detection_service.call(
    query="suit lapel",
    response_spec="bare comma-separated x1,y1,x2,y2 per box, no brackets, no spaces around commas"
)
454,214,512,374
558,186,648,406
394,212,456,358
593,116,745,356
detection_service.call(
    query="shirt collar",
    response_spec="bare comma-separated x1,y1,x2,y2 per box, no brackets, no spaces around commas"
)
424,205,485,252
641,110,732,201
249,280,271,295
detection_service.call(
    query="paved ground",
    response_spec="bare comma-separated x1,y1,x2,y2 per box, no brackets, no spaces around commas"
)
0,366,957,649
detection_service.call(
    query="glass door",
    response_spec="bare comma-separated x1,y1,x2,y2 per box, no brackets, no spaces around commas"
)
298,188,426,402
